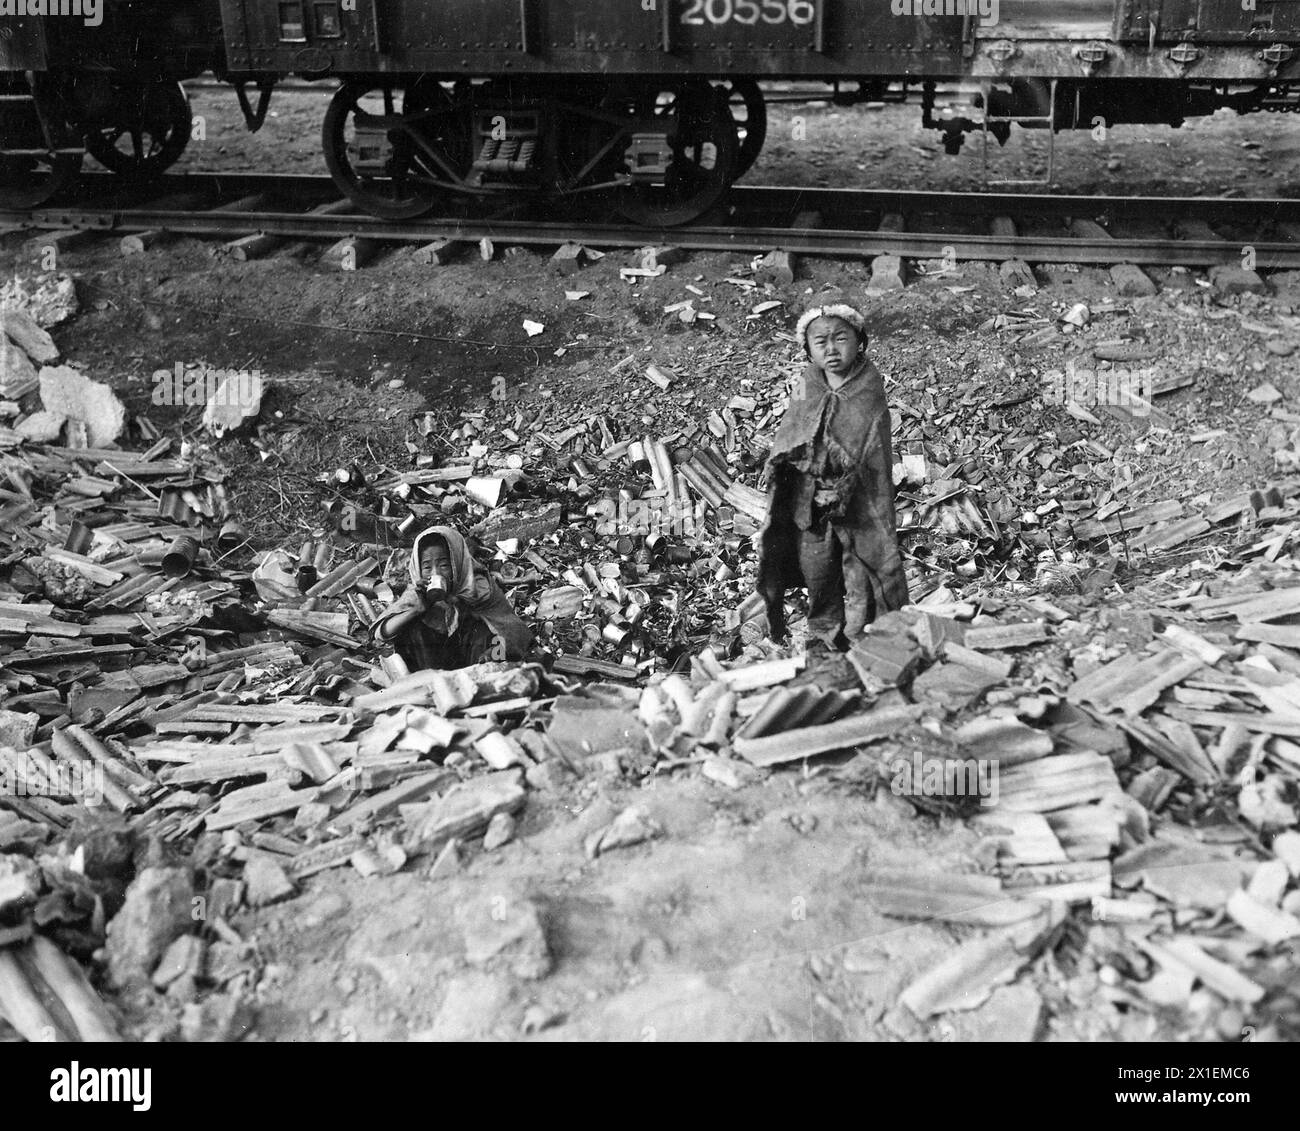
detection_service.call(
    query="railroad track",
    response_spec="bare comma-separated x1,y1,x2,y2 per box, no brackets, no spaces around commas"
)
6,172,1300,269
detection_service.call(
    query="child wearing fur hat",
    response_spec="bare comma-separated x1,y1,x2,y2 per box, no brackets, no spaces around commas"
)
755,304,908,650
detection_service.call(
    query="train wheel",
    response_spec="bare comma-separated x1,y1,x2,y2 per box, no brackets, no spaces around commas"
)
323,79,472,221
0,78,84,209
614,81,738,228
723,79,766,180
84,81,192,182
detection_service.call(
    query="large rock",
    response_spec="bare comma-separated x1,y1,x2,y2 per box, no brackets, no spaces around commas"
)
0,309,58,363
1110,263,1157,298
1209,264,1265,296
0,335,37,398
0,273,78,327
105,866,195,986
39,365,126,447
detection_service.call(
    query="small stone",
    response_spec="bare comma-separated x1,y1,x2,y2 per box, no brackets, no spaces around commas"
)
631,935,672,966
525,761,569,791
1274,831,1300,876
1241,776,1297,830
0,709,39,749
427,837,461,882
1265,338,1296,357
206,878,244,921
1247,859,1291,907
483,812,516,851
1247,382,1283,405
950,983,1044,1041
293,802,331,830
297,891,349,929
243,854,295,907
415,972,514,1041
204,942,247,988
1215,1006,1246,1043
456,892,552,980
0,855,41,914
520,1003,565,1035
583,806,663,859
164,973,199,1006
14,409,64,442
180,993,256,1043
151,935,206,990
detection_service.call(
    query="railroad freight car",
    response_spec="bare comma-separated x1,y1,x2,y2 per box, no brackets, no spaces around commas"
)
8,2,1300,221
0,0,229,205
213,0,1300,224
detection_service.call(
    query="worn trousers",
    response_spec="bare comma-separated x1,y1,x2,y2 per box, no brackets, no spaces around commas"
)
799,524,876,646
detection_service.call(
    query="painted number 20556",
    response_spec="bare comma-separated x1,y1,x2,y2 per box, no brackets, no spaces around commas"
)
681,0,817,26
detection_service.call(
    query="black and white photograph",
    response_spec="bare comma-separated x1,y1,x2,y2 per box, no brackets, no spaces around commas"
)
0,0,1296,1091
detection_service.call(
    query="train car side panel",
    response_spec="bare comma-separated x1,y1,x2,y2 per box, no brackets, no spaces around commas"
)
221,0,966,77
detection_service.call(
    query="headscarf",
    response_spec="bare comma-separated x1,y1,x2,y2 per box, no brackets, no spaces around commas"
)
407,525,480,638
409,525,478,601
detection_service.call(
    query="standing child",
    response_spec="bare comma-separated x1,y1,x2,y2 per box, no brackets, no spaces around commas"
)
756,303,908,650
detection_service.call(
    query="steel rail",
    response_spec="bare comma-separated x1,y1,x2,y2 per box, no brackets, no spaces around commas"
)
6,174,1299,267
48,171,1300,223
6,202,1297,266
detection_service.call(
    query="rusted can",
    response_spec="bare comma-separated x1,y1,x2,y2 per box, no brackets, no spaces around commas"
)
64,520,93,556
602,622,629,645
296,540,319,591
162,535,200,578
217,520,246,553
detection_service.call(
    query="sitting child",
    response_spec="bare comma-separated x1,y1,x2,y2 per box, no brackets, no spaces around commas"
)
756,303,909,650
371,525,532,670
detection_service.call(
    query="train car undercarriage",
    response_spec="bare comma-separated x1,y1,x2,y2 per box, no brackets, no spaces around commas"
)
313,72,1297,224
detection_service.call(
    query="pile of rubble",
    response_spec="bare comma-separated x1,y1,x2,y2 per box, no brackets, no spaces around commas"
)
2,287,1300,1042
